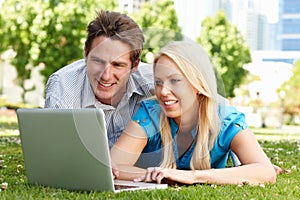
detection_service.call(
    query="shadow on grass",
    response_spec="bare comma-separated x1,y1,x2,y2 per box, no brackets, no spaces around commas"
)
0,116,19,136
252,126,300,141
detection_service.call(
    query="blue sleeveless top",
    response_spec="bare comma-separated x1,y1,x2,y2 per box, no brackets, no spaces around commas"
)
133,99,248,169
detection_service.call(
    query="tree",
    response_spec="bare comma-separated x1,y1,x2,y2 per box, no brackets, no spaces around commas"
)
279,60,300,124
32,0,119,84
98,0,118,11
31,0,93,82
0,0,43,101
0,11,6,95
0,0,118,102
130,0,182,63
197,10,251,98
0,12,6,54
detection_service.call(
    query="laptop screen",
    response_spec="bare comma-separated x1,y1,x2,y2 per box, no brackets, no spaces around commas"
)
17,108,168,192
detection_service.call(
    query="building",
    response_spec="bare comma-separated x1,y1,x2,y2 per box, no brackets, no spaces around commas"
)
278,0,300,50
173,0,220,41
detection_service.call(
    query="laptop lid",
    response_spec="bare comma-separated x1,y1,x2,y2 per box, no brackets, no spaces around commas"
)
17,108,167,192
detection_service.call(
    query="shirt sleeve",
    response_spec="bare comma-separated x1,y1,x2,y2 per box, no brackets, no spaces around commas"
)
44,74,63,108
217,106,249,151
132,99,161,138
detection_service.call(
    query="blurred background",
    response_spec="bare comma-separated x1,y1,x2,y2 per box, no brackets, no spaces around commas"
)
0,0,299,128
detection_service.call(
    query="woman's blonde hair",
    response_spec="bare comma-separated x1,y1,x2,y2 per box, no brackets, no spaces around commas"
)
153,40,221,170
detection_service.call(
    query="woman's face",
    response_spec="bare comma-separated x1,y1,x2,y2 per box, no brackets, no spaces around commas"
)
154,55,199,124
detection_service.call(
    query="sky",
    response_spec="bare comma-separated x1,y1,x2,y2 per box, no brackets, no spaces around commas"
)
260,0,279,23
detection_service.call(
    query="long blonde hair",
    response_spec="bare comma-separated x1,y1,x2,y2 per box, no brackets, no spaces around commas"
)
153,41,221,170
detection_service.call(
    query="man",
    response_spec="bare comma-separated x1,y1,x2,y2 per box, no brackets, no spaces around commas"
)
44,10,154,147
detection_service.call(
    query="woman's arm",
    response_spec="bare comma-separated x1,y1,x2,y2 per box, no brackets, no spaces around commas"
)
134,129,276,185
110,121,148,180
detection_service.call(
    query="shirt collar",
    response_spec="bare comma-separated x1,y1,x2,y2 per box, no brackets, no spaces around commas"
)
126,73,146,99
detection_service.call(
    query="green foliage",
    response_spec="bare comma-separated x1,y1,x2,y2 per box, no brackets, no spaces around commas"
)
197,10,251,98
280,60,300,117
130,0,182,63
0,1,43,101
30,0,118,83
0,0,118,102
97,0,118,11
31,1,92,82
0,12,6,54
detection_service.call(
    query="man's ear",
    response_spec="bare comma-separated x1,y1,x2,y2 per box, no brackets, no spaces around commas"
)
84,47,88,63
131,58,140,72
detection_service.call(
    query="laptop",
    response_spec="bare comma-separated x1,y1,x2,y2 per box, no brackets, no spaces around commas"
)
16,108,168,193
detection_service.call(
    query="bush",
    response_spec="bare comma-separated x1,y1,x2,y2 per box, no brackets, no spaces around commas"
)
0,98,37,110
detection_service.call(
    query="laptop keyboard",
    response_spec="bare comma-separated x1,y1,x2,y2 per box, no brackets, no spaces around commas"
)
114,184,139,190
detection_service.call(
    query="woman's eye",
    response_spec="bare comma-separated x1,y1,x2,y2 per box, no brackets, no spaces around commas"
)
171,79,180,84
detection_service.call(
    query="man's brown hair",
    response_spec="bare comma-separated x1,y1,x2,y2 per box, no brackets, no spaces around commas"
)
85,10,144,65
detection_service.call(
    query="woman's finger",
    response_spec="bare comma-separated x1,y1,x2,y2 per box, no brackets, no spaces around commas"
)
112,168,119,179
133,174,146,182
145,167,154,182
151,167,161,181
156,171,166,184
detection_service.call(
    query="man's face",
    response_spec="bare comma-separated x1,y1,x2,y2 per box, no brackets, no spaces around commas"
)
86,36,138,106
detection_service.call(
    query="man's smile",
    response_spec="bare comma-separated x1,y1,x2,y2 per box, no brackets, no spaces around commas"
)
97,80,116,88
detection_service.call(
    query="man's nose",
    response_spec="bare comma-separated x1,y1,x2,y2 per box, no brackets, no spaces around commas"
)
100,64,112,80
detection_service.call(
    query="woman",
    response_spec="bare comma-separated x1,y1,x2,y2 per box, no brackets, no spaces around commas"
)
110,41,276,185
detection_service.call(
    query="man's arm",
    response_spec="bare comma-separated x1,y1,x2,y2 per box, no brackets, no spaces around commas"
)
44,74,62,108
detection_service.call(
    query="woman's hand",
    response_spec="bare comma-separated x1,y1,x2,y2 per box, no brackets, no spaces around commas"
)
134,167,165,183
273,164,282,174
111,160,119,179
134,167,195,184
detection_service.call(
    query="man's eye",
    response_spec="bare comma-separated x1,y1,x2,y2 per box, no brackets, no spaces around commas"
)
112,63,129,69
114,63,124,67
155,80,163,86
93,59,105,65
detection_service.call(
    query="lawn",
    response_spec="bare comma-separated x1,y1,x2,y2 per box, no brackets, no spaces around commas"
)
0,115,299,199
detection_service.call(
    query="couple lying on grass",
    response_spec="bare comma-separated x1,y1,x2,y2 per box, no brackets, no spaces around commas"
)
44,10,279,186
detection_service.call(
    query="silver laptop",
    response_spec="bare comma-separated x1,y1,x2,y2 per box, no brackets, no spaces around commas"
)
16,108,168,193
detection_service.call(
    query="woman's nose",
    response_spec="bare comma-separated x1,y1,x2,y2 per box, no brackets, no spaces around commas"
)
160,84,171,96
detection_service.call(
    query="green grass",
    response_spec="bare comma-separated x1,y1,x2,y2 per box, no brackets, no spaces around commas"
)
0,117,299,199
0,116,18,136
